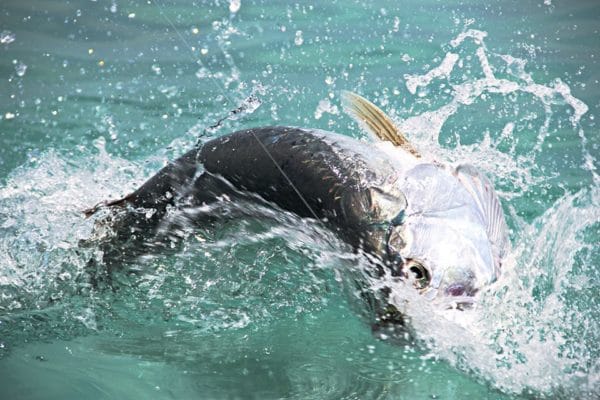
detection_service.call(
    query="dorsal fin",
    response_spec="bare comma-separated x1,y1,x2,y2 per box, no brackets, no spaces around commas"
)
341,90,420,158
454,164,509,270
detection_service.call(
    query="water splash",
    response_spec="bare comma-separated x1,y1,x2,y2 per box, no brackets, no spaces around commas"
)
0,141,348,349
0,143,145,345
399,28,592,198
380,28,599,399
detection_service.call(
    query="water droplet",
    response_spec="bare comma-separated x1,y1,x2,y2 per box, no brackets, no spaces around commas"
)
159,86,178,99
229,0,241,13
15,61,27,77
393,16,400,32
314,98,338,120
195,67,210,79
128,13,136,19
4,112,15,120
0,30,15,44
294,30,303,46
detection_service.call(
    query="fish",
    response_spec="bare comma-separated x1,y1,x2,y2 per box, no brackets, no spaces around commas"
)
84,92,508,326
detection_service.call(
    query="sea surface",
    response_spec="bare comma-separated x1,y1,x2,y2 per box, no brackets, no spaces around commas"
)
0,1,598,399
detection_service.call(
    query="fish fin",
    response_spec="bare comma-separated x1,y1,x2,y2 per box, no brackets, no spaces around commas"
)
341,90,420,158
454,164,509,266
368,186,407,222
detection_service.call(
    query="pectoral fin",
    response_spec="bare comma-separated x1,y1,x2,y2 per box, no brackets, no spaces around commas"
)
368,186,407,223
341,90,420,158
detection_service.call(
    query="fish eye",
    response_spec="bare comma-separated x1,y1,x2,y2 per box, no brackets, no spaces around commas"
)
406,260,430,290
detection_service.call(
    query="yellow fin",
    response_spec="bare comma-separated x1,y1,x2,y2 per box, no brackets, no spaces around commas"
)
341,91,420,158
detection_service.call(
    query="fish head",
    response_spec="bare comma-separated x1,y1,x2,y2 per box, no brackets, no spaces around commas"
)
387,217,498,301
384,163,505,304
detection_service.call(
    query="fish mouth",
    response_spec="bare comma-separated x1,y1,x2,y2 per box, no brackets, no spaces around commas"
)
420,285,478,310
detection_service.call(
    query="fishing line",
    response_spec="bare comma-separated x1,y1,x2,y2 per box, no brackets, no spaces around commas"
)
153,0,323,223
154,0,233,105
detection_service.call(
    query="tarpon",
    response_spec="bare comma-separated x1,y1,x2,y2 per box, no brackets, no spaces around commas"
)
85,92,508,326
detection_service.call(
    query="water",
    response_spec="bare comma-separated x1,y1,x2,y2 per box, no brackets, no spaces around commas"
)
0,0,598,398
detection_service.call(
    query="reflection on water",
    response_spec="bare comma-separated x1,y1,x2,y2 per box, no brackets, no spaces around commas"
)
0,0,598,399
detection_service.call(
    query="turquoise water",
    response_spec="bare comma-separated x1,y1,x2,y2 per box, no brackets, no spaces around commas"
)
0,0,598,398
